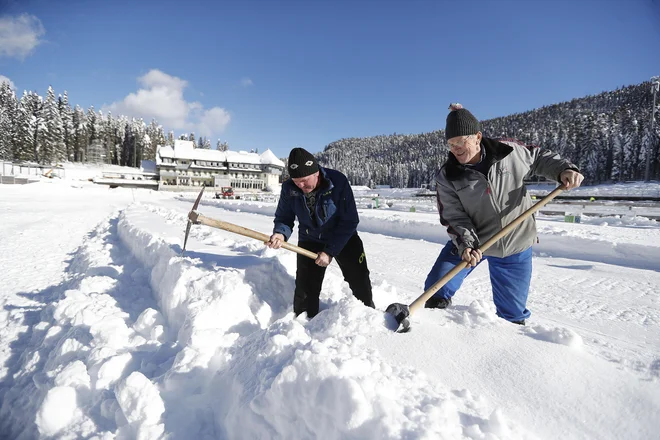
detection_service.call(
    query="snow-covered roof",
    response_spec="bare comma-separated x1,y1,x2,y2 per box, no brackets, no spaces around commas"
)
155,141,284,168
225,150,262,165
259,149,285,167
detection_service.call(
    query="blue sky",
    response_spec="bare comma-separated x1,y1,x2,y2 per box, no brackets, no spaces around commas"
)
1,0,659,159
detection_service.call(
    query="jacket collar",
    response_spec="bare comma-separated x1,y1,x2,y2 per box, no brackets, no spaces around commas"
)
445,137,513,180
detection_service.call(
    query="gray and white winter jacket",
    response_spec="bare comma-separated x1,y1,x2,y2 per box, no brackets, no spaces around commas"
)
434,137,577,258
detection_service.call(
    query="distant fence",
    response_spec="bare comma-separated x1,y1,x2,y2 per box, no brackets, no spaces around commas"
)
1,161,65,183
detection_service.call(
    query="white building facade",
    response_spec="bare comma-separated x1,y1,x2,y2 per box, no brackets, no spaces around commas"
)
156,140,285,192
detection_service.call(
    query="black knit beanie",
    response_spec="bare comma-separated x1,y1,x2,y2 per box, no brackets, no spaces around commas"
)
287,147,319,178
445,103,481,140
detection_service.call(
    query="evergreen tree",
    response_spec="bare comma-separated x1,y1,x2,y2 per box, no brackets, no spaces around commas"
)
132,118,146,167
86,106,101,162
18,91,45,162
42,85,66,164
102,111,115,164
112,114,126,165
58,91,74,161
0,82,17,160
147,119,167,152
72,105,87,162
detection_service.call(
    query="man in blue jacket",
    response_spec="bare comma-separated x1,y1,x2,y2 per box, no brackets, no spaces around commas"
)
266,147,374,318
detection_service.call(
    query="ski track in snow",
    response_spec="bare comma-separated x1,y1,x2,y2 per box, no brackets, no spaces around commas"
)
1,186,659,439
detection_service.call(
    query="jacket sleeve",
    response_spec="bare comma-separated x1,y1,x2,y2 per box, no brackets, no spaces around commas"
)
435,172,480,256
322,180,359,257
524,145,579,182
273,184,295,241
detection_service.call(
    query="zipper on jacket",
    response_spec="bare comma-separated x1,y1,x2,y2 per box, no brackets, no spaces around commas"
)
485,168,507,254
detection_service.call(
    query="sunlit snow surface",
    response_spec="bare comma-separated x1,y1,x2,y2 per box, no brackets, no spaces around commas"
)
1,172,659,439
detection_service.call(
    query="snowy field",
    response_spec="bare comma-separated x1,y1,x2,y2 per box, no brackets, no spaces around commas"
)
1,175,659,440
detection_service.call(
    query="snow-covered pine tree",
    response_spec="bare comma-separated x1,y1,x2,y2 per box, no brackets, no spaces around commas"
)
0,81,18,160
18,91,45,163
115,116,128,164
197,136,210,149
132,118,147,167
103,112,116,164
42,85,66,164
147,119,166,154
72,105,87,162
86,106,102,163
120,121,133,166
58,91,74,161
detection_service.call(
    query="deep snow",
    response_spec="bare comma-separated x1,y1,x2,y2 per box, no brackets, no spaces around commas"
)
1,174,659,439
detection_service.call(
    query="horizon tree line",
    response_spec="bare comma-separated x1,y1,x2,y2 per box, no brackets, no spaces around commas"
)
2,80,658,186
0,82,229,167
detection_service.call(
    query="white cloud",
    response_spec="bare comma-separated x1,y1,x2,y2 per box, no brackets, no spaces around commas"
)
105,69,231,137
139,69,188,90
0,14,45,59
240,77,253,87
0,74,15,89
197,107,231,138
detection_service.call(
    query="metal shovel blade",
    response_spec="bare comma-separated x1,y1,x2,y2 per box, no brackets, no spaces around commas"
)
385,303,411,333
181,186,206,256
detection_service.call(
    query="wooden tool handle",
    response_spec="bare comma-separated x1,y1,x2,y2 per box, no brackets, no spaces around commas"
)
408,186,566,314
190,211,319,260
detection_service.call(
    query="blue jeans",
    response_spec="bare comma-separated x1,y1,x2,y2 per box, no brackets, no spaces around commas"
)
424,241,532,322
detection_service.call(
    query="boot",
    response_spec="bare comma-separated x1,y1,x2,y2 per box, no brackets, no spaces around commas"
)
425,296,452,309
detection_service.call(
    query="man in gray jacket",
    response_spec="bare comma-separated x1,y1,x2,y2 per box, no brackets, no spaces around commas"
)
424,103,584,325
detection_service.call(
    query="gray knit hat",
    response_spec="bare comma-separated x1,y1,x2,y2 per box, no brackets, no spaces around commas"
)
445,103,481,140
287,147,319,178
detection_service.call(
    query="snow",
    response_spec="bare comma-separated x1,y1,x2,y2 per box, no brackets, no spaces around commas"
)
0,174,659,439
155,141,283,166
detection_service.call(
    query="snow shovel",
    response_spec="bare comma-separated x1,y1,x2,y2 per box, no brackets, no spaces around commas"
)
385,185,566,333
181,186,318,260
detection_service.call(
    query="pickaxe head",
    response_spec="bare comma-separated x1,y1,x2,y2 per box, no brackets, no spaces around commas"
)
385,302,411,333
182,186,205,256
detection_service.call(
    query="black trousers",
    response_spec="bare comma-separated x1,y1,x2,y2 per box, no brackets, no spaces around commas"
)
294,233,374,318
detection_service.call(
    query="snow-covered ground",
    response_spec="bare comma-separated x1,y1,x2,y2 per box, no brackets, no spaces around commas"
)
1,175,659,440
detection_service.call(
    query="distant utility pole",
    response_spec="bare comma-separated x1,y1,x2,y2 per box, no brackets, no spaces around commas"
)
645,76,660,182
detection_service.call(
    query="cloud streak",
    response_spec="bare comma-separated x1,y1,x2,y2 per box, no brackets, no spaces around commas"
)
105,69,231,137
0,14,45,59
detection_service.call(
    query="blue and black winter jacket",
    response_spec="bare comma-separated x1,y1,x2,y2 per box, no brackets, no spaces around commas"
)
273,167,359,257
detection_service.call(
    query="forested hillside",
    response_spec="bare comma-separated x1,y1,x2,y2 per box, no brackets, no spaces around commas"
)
0,83,224,167
317,82,659,187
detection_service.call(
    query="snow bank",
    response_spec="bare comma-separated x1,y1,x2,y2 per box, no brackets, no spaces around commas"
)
114,203,533,439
